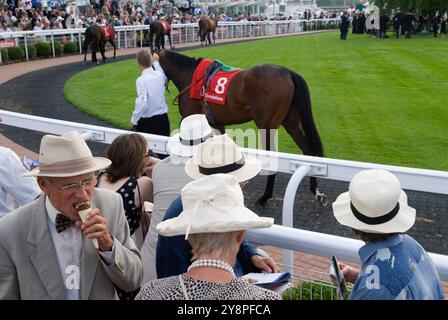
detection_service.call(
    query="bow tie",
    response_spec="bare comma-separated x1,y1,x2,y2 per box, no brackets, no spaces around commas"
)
55,213,75,233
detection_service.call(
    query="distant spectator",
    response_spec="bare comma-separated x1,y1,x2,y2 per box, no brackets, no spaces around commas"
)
432,12,441,37
340,11,349,40
392,10,402,38
0,146,40,217
332,169,445,300
379,13,388,38
136,174,279,300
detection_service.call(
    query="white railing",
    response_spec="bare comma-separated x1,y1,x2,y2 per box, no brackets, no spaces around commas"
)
1,109,447,280
0,18,340,65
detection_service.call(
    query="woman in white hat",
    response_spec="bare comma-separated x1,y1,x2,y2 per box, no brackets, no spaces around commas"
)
332,169,444,300
156,134,279,280
136,174,280,300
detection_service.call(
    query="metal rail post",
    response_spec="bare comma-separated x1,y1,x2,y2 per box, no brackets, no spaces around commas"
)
281,165,311,274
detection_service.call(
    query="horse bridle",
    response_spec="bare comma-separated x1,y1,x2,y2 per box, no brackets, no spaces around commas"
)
172,74,207,105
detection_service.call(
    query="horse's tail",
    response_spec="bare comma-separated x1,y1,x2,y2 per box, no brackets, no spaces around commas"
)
289,71,324,157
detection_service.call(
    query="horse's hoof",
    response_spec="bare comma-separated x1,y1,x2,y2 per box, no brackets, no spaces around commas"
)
316,194,328,207
256,196,268,207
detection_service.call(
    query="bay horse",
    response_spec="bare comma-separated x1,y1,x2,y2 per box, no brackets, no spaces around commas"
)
149,16,174,51
83,21,116,63
198,16,218,46
158,50,327,206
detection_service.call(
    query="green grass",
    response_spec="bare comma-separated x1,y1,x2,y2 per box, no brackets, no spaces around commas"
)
64,32,448,171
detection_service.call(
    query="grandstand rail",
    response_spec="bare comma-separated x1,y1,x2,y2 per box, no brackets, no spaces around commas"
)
1,109,447,280
0,18,340,65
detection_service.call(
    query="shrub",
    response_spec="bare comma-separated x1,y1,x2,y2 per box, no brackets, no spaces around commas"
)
7,46,25,61
27,45,37,59
63,41,78,54
35,41,51,58
282,280,351,300
54,41,63,56
0,48,8,64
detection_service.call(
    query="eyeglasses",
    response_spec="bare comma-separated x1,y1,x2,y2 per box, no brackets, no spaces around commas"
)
48,176,97,194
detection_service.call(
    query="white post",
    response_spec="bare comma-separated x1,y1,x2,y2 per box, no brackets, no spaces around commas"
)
51,33,55,59
125,29,128,49
24,35,29,61
78,31,82,54
282,165,310,274
118,30,121,49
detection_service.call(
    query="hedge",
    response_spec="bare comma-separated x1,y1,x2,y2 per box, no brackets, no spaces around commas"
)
54,41,63,56
0,48,8,64
27,45,37,58
282,280,351,300
35,41,52,58
64,41,78,54
8,46,25,61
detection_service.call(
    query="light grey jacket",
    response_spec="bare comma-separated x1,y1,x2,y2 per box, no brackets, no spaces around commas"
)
0,188,142,300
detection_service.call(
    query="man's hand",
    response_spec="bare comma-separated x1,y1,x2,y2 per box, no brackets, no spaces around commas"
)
338,262,360,283
143,157,160,178
251,255,279,273
77,208,114,252
152,53,160,62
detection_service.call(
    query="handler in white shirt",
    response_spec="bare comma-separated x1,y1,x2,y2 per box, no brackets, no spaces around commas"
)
0,146,40,217
131,50,170,152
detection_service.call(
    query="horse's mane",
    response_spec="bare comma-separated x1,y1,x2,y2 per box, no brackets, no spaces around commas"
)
161,50,201,72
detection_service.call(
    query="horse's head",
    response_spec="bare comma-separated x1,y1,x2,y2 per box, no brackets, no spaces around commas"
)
158,50,200,90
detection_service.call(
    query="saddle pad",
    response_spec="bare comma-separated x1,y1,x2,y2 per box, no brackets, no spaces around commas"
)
161,21,171,31
190,59,240,105
101,25,111,38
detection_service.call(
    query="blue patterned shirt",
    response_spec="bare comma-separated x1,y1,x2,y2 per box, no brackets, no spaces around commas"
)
350,234,444,300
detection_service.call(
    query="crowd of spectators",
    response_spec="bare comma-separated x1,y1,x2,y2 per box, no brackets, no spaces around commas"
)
0,0,342,33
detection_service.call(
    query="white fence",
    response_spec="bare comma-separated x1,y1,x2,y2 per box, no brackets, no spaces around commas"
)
1,108,447,281
0,18,340,65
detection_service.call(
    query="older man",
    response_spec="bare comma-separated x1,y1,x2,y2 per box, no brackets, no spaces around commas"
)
0,131,142,299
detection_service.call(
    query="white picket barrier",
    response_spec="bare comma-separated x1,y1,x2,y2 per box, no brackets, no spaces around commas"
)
1,108,447,280
0,18,340,65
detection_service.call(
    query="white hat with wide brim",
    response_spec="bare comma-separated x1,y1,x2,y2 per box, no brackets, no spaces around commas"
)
23,131,111,177
167,114,213,157
156,174,273,238
332,169,416,234
184,134,261,182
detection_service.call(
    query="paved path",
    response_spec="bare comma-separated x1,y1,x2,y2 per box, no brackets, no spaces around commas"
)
1,31,447,296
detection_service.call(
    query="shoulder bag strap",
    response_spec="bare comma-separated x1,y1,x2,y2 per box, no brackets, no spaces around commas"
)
136,178,149,240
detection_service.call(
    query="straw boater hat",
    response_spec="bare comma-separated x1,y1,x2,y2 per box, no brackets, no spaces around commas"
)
167,114,213,157
184,134,261,182
23,131,111,177
156,174,274,239
332,169,416,234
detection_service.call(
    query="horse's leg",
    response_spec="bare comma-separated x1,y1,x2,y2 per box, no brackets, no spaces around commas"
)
256,127,278,206
282,113,328,206
168,32,174,49
160,33,165,50
91,43,97,63
83,35,89,62
212,31,216,44
110,39,116,58
207,32,211,45
100,41,107,63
